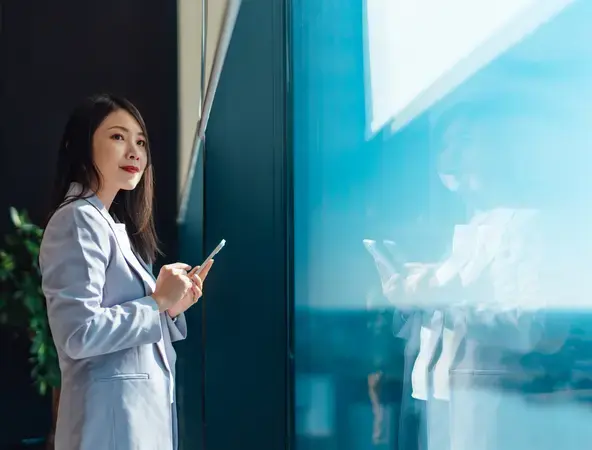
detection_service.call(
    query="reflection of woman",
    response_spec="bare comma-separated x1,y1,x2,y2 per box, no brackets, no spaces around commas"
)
40,94,213,450
380,94,592,450
375,99,552,450
430,99,592,450
433,102,549,450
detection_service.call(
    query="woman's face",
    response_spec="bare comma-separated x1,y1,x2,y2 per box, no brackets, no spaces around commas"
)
437,119,483,195
92,109,148,193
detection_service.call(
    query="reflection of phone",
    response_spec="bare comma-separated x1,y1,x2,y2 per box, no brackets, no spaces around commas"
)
383,240,407,268
195,239,226,276
363,239,398,274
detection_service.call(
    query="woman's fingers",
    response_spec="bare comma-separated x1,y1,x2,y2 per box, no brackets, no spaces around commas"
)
168,262,192,272
191,259,215,288
198,259,215,280
191,283,203,302
191,273,203,291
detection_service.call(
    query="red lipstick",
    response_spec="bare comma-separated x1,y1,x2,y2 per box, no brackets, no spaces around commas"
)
121,166,140,174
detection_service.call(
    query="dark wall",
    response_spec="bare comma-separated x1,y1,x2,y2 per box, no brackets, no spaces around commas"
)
0,0,178,445
177,0,291,449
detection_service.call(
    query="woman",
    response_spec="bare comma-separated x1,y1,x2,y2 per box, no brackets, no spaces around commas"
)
372,98,550,450
39,93,213,450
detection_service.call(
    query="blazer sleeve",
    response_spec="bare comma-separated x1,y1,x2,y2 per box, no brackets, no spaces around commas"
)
453,210,548,352
144,261,188,343
40,205,163,360
166,313,188,342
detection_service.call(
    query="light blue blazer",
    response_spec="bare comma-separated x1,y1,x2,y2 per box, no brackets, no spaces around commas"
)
40,183,187,450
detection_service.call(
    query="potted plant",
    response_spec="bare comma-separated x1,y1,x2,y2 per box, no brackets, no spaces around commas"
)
0,208,60,449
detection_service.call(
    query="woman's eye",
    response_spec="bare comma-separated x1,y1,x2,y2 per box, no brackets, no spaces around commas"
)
137,140,146,147
111,133,124,141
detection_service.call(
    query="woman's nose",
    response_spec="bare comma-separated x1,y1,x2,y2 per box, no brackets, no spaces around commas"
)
127,148,140,160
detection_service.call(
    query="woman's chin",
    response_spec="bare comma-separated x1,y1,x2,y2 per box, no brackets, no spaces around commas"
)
120,180,140,191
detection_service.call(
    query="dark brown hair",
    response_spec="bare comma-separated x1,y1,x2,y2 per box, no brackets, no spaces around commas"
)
48,93,160,263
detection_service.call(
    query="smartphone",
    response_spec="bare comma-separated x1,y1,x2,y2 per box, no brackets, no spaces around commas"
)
194,239,226,276
363,239,398,275
382,240,407,269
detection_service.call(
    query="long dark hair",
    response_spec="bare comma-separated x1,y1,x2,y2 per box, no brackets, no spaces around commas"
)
47,93,160,263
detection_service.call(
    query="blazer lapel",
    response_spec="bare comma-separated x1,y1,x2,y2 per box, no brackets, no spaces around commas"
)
459,208,517,285
133,250,157,283
77,191,170,373
84,196,156,294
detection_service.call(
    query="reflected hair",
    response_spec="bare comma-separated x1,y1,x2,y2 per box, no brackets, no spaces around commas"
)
47,93,160,263
429,96,560,205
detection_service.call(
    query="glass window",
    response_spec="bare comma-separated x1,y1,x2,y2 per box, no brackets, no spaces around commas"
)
292,1,592,449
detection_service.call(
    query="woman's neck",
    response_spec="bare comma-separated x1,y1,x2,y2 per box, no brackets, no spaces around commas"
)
94,185,119,210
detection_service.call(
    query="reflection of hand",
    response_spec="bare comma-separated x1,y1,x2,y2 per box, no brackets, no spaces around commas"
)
381,263,435,307
404,263,435,294
374,257,396,287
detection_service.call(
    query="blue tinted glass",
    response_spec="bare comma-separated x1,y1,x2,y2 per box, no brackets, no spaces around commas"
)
292,1,592,449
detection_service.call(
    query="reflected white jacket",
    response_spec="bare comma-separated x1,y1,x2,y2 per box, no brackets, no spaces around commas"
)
412,208,545,400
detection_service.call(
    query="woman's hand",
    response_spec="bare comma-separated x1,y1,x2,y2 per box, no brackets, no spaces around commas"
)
382,261,465,310
167,259,214,318
151,263,196,312
381,263,438,308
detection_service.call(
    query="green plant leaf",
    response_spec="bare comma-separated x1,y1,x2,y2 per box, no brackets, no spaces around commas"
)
0,251,15,273
24,240,40,255
31,335,42,352
30,316,40,330
9,207,21,228
21,223,34,232
1,207,60,397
